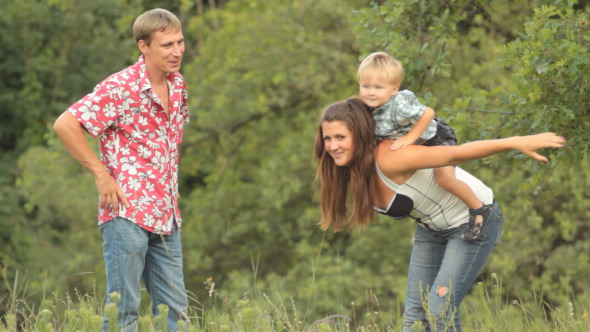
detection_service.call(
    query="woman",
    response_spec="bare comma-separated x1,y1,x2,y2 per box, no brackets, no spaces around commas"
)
314,98,565,331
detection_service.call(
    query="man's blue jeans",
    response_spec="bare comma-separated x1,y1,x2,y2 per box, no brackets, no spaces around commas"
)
100,217,189,331
403,202,505,332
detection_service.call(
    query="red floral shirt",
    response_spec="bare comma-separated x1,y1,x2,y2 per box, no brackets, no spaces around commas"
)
68,56,189,234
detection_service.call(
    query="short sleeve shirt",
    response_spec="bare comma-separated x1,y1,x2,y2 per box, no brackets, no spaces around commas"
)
372,89,437,142
68,55,189,235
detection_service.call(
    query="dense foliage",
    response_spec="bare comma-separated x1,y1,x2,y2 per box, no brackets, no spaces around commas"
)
1,0,589,327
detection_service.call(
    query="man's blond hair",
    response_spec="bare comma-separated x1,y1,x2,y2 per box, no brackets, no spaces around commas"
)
133,8,182,45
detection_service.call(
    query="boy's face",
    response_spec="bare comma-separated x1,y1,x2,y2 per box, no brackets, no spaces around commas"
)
359,74,399,108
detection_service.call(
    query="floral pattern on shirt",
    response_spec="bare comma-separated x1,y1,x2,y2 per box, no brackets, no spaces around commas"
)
68,55,189,234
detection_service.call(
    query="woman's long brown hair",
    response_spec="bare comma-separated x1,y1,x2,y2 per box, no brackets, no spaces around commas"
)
314,98,377,231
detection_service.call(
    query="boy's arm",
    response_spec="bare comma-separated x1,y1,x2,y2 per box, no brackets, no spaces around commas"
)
390,107,436,150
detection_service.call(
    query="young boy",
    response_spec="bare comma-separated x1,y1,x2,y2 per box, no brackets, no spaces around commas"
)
358,51,486,228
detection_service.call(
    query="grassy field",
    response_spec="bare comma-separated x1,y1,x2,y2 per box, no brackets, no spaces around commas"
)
2,273,589,331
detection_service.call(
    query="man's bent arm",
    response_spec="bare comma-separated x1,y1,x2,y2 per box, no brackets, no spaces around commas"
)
53,112,104,176
53,112,130,211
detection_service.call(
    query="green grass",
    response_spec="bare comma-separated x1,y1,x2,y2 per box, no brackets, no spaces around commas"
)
1,272,589,331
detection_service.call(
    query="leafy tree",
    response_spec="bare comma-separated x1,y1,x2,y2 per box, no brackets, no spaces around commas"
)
16,134,103,296
351,0,590,311
353,0,538,108
2,0,160,301
0,173,31,303
355,0,590,306
0,0,139,153
178,0,363,304
499,5,589,158
3,0,589,323
458,5,590,304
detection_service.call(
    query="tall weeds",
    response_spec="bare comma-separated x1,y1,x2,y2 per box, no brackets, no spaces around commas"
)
1,270,589,331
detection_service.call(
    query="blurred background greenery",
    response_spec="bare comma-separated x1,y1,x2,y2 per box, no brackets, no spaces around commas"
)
1,0,589,326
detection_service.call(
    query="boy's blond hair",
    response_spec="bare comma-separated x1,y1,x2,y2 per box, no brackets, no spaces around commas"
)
357,51,403,87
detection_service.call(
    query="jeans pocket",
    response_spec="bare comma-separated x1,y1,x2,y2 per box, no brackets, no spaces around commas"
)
494,213,505,245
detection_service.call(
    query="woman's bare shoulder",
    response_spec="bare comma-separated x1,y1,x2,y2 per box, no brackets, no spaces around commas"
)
376,141,420,173
376,141,449,175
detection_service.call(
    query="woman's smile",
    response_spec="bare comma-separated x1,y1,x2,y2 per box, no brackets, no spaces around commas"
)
322,121,354,166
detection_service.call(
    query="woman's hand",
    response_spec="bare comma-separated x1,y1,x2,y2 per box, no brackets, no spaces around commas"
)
514,132,566,162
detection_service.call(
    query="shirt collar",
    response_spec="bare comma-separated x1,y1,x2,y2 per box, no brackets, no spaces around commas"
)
136,55,152,93
136,55,177,93
373,95,397,113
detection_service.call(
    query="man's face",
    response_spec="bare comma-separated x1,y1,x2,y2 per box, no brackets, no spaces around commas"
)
140,28,185,75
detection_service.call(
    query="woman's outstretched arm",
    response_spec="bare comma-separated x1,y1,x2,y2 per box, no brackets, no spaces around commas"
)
378,132,566,174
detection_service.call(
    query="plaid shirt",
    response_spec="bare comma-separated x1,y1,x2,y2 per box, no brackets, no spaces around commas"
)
372,90,437,142
68,55,189,235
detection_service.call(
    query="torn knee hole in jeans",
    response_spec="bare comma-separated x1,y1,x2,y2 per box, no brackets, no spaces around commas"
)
437,286,448,297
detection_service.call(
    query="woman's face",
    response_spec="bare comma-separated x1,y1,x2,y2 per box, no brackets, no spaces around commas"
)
321,120,354,166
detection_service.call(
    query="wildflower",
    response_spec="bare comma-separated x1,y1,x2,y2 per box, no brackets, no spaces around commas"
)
204,277,216,297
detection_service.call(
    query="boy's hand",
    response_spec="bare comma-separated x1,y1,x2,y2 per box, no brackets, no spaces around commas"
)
390,135,415,150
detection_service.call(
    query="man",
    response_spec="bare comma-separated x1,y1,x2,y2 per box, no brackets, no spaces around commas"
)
53,8,189,331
